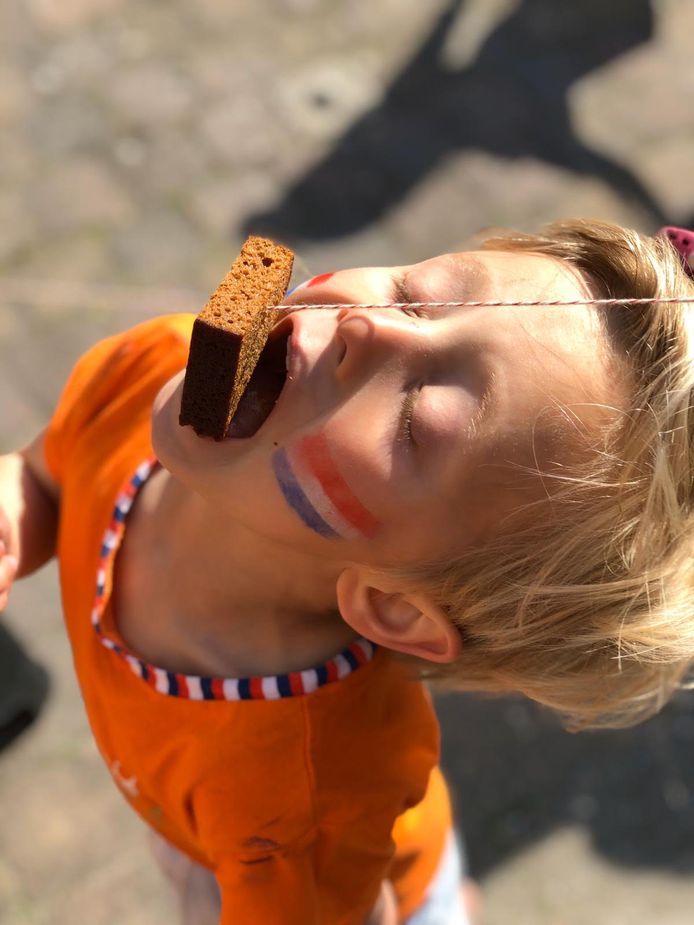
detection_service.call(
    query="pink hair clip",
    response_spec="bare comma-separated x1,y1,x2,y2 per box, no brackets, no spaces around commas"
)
659,226,694,279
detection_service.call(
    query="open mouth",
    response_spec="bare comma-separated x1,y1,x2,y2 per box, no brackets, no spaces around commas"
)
225,320,292,438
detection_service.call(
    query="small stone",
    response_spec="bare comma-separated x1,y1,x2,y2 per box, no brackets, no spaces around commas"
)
114,137,147,169
136,130,209,196
270,0,321,11
633,138,694,220
277,59,383,138
30,61,65,96
188,174,279,236
51,33,115,79
114,27,151,60
199,97,279,166
112,210,204,285
0,65,28,124
107,65,192,126
0,857,20,899
29,158,136,232
27,96,107,157
28,0,126,32
1,134,40,184
0,373,42,440
0,190,36,265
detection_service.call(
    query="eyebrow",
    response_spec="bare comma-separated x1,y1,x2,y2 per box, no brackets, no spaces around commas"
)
454,255,493,303
403,254,494,307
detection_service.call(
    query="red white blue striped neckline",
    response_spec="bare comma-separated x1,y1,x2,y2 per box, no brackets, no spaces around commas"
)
91,456,376,701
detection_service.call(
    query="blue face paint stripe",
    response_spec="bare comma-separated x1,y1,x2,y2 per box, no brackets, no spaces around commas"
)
272,449,338,538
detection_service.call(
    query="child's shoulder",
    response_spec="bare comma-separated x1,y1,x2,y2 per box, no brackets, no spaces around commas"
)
66,313,194,403
44,314,195,483
116,312,194,357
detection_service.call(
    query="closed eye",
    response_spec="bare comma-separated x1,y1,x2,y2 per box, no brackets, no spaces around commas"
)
391,274,428,318
399,387,419,445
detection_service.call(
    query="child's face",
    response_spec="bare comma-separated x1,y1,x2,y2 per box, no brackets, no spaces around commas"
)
153,249,620,567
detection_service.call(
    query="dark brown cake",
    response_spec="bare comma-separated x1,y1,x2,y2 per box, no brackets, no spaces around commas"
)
179,236,294,440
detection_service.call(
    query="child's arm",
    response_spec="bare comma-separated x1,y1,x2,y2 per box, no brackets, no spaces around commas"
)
0,430,59,607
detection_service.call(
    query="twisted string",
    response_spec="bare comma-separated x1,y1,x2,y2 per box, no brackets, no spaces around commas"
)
2,275,693,314
277,296,694,310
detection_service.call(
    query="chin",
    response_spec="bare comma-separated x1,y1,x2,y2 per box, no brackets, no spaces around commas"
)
151,370,261,494
151,371,189,471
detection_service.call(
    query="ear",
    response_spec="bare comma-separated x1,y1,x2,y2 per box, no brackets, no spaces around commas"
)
336,567,462,664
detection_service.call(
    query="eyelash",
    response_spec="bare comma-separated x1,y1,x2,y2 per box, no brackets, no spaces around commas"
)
399,388,418,444
391,276,427,318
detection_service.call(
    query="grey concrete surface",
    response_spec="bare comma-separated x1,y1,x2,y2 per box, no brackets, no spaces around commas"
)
1,0,694,922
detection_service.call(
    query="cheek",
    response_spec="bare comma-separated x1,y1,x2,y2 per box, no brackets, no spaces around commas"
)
271,429,382,541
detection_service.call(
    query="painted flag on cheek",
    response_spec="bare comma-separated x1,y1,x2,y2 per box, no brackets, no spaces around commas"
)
272,431,381,540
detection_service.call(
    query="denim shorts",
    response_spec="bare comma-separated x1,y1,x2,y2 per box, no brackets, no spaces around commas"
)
403,831,470,925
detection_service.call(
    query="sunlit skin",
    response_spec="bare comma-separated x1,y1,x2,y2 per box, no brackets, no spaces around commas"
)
143,249,625,679
272,430,382,540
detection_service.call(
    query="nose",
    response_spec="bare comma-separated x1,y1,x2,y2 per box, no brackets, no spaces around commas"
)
334,308,428,382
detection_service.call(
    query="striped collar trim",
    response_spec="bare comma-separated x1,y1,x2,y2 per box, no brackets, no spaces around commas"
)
91,456,376,701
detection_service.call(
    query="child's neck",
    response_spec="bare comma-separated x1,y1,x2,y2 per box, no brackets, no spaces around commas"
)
118,466,358,679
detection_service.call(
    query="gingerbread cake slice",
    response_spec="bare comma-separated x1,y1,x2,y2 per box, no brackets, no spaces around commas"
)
179,236,294,440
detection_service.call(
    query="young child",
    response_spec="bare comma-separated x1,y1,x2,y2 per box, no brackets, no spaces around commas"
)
0,218,693,925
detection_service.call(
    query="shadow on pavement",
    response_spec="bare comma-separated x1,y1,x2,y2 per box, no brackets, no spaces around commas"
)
245,0,665,245
436,691,694,877
0,620,50,752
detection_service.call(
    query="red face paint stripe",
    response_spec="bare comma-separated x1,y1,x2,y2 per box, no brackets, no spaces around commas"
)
250,676,264,699
297,432,380,537
306,272,335,288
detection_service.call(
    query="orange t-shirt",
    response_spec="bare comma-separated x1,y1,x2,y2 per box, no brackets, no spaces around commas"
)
43,315,452,924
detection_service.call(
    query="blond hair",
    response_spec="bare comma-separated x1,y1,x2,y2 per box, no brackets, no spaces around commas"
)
398,219,694,729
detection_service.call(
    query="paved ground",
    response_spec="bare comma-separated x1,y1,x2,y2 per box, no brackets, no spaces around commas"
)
1,0,694,922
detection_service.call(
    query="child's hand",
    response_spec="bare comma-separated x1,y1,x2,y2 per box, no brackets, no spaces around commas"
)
0,510,19,612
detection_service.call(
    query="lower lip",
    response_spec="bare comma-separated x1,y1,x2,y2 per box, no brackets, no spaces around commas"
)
220,318,298,442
